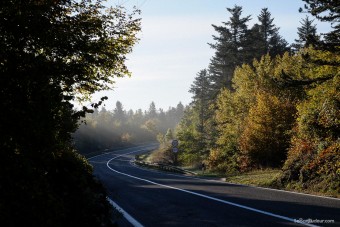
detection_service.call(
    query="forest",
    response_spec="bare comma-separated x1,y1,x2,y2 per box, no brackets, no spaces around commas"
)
74,101,184,154
174,3,339,195
72,1,339,196
0,0,338,226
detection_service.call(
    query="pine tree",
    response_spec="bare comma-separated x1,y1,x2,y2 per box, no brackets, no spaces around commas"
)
175,102,185,121
300,0,340,52
176,106,204,166
189,69,212,146
256,8,289,56
208,5,251,93
293,16,318,51
148,101,157,119
113,101,126,125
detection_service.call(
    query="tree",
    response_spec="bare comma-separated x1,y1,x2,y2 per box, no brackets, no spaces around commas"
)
280,67,340,194
0,0,140,225
148,101,157,119
239,92,295,169
165,128,174,141
277,0,340,193
300,0,340,52
208,88,241,173
257,8,279,53
189,69,212,141
176,106,204,166
113,101,126,126
293,16,318,51
208,5,251,93
256,8,289,56
208,53,305,173
175,102,185,121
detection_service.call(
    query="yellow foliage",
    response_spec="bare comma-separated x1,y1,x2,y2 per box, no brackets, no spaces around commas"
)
239,92,296,169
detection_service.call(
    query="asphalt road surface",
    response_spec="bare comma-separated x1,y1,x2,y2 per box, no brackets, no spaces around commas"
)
89,144,340,227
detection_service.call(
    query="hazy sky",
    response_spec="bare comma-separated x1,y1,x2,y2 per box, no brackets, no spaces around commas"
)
90,0,331,111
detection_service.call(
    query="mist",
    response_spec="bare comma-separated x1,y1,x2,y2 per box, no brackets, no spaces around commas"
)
73,101,184,155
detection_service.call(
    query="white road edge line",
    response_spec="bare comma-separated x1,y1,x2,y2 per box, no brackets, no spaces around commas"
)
129,160,340,201
89,146,339,201
106,150,319,227
107,198,144,227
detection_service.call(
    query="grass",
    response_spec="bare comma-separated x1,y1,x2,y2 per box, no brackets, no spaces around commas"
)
135,151,339,198
182,166,281,187
136,151,280,185
224,169,281,187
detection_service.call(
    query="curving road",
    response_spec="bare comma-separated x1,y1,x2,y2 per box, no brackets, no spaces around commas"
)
89,144,340,227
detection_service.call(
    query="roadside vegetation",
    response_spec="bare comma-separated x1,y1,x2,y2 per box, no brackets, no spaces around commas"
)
174,1,339,197
0,0,140,226
136,149,339,198
74,102,184,155
136,1,339,198
2,0,338,226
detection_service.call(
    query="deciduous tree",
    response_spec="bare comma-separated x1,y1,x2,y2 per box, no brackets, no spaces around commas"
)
0,0,140,225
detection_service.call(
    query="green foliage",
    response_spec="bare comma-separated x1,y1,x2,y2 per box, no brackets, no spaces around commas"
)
208,53,302,173
239,92,296,170
74,101,185,154
149,146,176,165
176,106,205,166
188,69,213,148
165,128,174,141
256,8,289,56
293,16,318,51
208,6,289,97
278,50,339,194
209,5,252,92
277,16,340,194
157,133,166,146
180,7,291,174
296,75,340,142
300,0,340,52
176,1,339,197
0,0,140,225
1,148,116,227
207,88,242,173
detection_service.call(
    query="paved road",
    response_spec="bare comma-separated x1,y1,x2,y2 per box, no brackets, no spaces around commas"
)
89,144,340,227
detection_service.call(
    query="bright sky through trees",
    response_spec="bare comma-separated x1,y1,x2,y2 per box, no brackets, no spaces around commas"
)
92,0,332,111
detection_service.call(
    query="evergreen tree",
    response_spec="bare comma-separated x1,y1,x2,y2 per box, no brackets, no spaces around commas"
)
300,0,340,52
189,69,212,148
277,0,340,194
257,8,278,53
208,5,251,93
113,101,126,125
293,16,318,51
256,8,290,56
176,105,204,166
175,102,185,121
148,101,157,119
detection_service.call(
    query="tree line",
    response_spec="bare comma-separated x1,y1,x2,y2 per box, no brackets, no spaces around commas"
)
73,101,184,154
175,1,339,195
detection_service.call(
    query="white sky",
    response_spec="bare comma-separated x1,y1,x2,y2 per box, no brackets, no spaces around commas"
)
91,0,332,111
